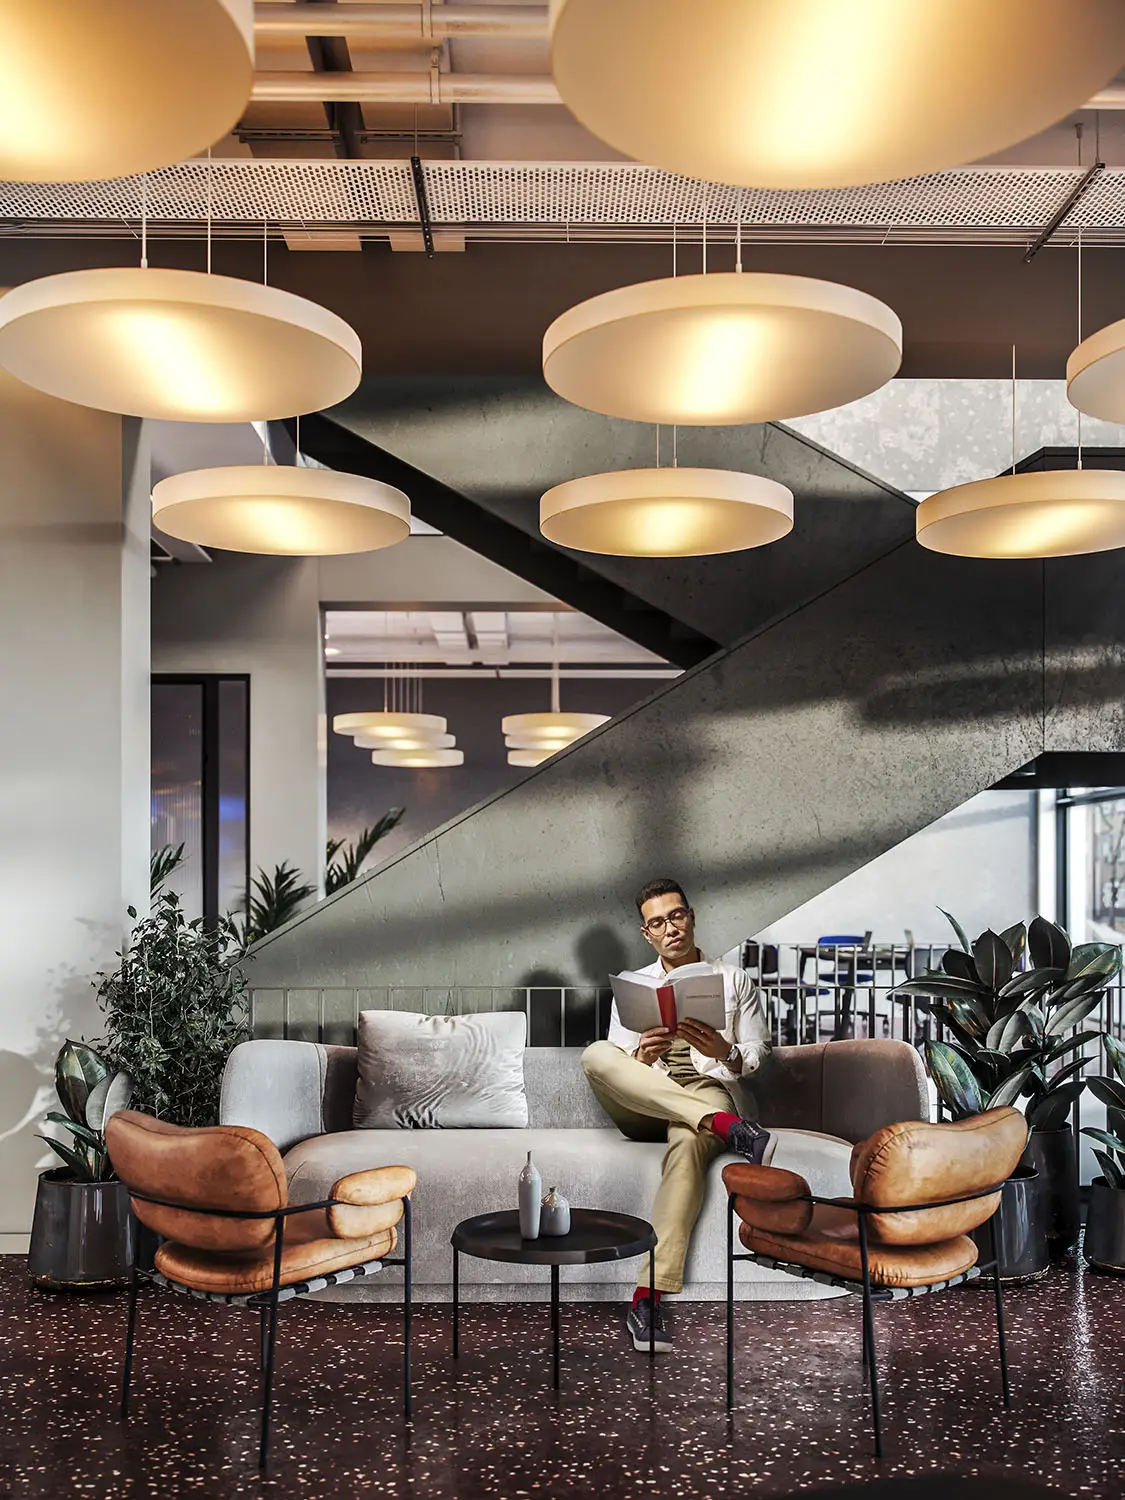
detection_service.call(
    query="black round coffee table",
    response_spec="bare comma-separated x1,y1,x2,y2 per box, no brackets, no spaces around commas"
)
451,1208,657,1386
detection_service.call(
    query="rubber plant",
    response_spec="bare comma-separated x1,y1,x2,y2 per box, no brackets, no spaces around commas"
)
897,913,1120,1128
38,1040,132,1183
1082,1033,1125,1186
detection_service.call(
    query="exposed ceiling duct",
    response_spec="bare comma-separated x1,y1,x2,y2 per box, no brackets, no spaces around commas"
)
254,4,548,41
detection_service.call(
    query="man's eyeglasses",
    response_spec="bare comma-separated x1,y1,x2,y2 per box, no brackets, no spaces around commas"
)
642,907,691,935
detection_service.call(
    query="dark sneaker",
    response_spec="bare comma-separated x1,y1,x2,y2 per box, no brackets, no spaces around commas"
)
726,1119,772,1165
626,1297,672,1354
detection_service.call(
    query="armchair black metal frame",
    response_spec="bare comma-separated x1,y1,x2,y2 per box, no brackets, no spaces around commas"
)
726,1183,1010,1457
120,1189,413,1468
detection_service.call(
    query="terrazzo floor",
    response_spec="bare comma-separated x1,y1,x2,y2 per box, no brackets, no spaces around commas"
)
0,1253,1118,1499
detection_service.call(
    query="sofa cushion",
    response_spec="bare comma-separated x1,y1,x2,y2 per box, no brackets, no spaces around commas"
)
155,1222,398,1294
354,1010,528,1129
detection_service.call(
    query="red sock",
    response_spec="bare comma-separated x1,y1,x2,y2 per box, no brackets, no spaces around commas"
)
632,1286,661,1309
709,1111,741,1143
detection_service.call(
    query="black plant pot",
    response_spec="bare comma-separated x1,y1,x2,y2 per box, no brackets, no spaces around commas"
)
1084,1180,1125,1273
971,1165,1049,1282
1021,1125,1080,1259
28,1171,135,1292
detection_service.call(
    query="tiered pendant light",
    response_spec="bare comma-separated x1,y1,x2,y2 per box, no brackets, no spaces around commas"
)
334,666,463,768
543,273,902,425
541,467,793,557
152,463,409,556
0,1,253,182
0,267,361,422
503,648,608,767
549,0,1125,188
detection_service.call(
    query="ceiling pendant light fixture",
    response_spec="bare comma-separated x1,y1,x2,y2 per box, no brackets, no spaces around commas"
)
543,272,901,426
338,659,463,767
370,748,465,768
541,466,793,557
503,639,609,768
333,712,448,742
0,1,254,183
550,0,1125,189
917,341,1125,558
354,732,456,752
152,463,410,556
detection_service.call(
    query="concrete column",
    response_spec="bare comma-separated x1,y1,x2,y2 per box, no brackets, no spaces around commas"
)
0,373,150,1238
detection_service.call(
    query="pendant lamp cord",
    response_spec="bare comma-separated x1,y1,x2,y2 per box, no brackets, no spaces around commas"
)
206,147,213,275
140,174,148,269
551,616,560,714
736,205,742,274
263,218,269,287
1011,344,1017,476
672,221,677,278
702,188,707,275
1077,225,1084,470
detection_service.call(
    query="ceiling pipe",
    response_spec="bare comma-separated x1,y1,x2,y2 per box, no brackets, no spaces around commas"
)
254,3,548,40
252,71,561,104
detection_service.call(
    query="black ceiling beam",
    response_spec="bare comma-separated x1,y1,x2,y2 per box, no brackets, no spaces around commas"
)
410,155,436,258
305,16,364,160
1022,160,1104,264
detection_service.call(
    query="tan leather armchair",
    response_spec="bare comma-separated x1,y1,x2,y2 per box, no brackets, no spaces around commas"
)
106,1110,416,1468
722,1107,1028,1457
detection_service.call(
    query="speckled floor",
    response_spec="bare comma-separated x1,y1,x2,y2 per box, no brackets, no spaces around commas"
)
0,1253,1118,1499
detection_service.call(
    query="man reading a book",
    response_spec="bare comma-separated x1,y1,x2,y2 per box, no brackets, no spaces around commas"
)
582,877,771,1355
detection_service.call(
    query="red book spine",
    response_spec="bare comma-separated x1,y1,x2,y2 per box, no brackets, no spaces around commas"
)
656,984,677,1032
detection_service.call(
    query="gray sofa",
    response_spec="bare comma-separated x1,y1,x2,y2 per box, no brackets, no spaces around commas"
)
220,1037,929,1303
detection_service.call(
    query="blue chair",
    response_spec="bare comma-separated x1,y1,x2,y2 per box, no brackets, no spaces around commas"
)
815,933,874,1039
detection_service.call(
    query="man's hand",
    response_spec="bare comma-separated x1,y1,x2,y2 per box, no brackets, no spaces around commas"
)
677,1018,732,1061
634,1026,674,1066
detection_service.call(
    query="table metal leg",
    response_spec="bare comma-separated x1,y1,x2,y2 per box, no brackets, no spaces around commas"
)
551,1265,560,1389
452,1247,460,1359
649,1250,656,1359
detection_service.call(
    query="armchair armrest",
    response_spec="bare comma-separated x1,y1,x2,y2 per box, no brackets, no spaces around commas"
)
723,1162,813,1236
328,1165,417,1240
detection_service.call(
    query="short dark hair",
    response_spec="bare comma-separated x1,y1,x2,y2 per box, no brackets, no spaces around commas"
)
635,877,690,916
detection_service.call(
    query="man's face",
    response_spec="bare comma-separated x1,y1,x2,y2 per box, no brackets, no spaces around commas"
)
639,890,696,964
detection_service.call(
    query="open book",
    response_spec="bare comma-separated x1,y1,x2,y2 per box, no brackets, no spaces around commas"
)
609,962,727,1034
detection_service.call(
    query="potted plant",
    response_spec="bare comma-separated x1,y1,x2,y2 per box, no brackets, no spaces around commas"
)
28,1041,134,1291
1081,1034,1125,1272
899,913,1120,1273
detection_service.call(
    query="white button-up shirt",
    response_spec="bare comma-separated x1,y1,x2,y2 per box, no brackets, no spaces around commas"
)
606,956,771,1086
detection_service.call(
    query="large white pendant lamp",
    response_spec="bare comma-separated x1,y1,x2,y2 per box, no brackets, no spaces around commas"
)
549,0,1125,189
542,273,902,426
0,1,253,183
916,469,1125,559
333,712,448,744
0,268,361,421
541,468,793,557
152,466,409,556
1067,320,1125,423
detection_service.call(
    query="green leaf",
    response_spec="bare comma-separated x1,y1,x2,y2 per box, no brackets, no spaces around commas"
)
941,948,979,983
939,909,972,955
1042,1056,1090,1092
944,995,993,1039
324,808,405,895
85,1071,133,1132
1028,916,1071,973
1089,1076,1125,1112
999,923,1027,967
997,967,1062,1002
1064,943,1123,984
1045,992,1105,1037
986,1012,1029,1054
1106,1034,1125,1084
1043,1030,1103,1065
924,1039,986,1119
54,1041,110,1125
986,1065,1034,1110
1092,1149,1125,1189
973,929,1014,993
1029,1078,1086,1130
1082,1128,1125,1154
150,842,186,896
44,1112,103,1149
896,973,989,1000
1017,999,1046,1036
37,1133,97,1182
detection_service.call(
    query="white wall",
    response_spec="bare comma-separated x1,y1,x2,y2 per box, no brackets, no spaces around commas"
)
0,377,150,1237
317,534,556,606
151,551,325,893
753,790,1038,948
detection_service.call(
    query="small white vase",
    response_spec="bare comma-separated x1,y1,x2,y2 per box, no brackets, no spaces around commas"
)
540,1185,571,1237
518,1151,541,1239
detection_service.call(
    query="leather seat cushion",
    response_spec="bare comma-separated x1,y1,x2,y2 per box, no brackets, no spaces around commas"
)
739,1203,978,1288
155,1222,397,1294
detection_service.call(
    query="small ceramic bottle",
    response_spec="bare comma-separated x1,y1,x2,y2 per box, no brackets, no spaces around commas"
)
540,1186,571,1237
518,1151,542,1239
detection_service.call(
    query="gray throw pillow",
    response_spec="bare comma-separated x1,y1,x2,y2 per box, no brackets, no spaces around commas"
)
354,1010,529,1129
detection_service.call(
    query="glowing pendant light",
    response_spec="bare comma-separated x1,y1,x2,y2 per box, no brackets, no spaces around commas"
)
508,748,556,768
541,467,793,557
550,0,1125,189
0,268,361,421
333,712,448,743
916,470,1125,558
543,273,901,426
354,732,456,752
0,1,254,183
371,748,464,768
502,636,609,767
152,466,409,556
1067,319,1125,423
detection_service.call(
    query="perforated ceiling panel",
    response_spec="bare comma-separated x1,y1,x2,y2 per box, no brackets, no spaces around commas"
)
1,161,1122,244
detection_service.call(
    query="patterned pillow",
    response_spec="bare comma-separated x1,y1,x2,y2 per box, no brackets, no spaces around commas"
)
354,1011,529,1129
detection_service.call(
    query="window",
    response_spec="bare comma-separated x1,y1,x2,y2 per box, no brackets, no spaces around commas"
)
1056,788,1125,943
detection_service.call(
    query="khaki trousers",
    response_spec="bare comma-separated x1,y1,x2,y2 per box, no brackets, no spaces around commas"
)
581,1039,735,1295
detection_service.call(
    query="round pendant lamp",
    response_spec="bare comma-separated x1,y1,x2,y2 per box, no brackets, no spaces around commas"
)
0,268,361,421
1067,319,1125,423
371,748,464,769
508,749,556,768
916,470,1125,558
542,273,901,426
541,468,793,558
0,1,254,183
354,731,455,752
152,466,409,556
549,0,1125,189
333,712,447,742
502,712,609,744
